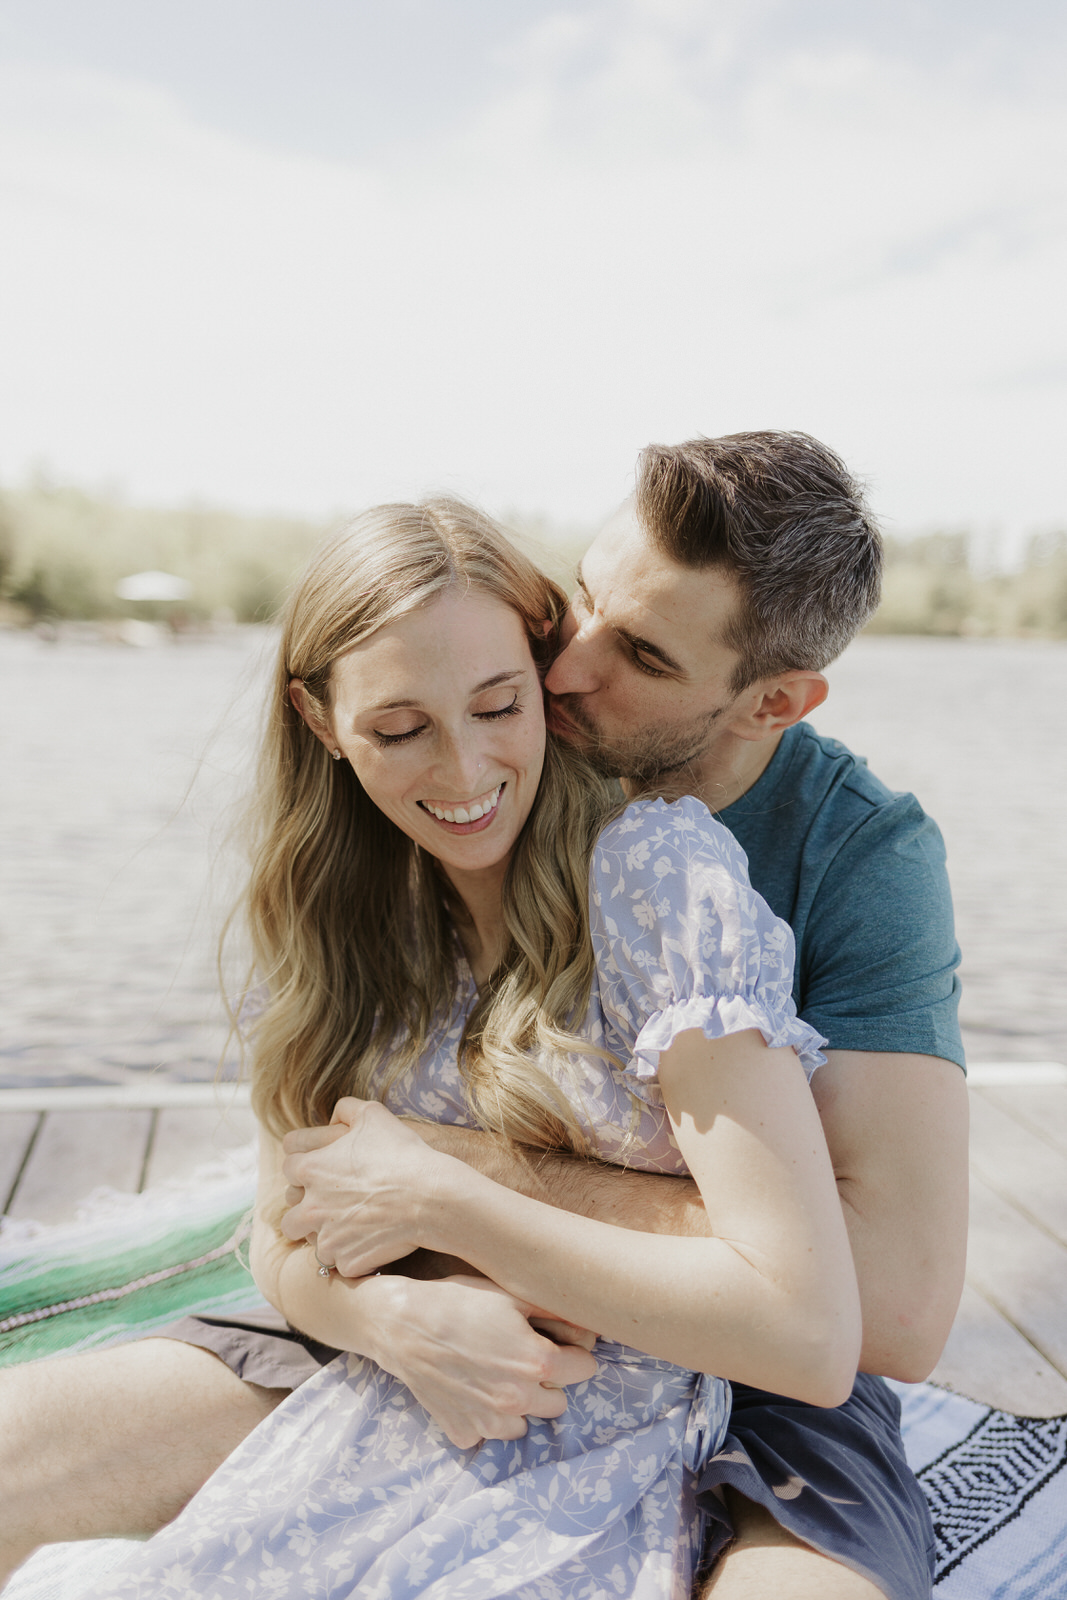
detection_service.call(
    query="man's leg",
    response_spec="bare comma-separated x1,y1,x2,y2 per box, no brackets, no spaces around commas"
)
700,1490,885,1598
0,1340,287,1585
693,1376,935,1600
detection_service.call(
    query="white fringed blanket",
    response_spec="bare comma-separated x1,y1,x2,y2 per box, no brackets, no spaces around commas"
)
0,1144,264,1365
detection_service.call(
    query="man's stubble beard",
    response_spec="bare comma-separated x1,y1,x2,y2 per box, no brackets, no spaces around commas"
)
550,694,731,788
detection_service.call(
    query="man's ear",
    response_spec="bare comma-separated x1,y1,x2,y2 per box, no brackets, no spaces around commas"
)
289,679,336,753
731,671,829,740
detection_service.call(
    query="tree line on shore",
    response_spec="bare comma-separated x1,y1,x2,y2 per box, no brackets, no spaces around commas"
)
1,481,1065,639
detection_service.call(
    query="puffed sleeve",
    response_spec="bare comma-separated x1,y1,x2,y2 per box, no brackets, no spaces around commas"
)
591,797,827,1080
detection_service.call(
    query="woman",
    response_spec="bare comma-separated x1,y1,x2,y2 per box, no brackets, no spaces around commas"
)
79,498,859,1599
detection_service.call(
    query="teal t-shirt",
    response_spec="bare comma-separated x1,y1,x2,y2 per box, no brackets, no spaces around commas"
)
718,722,964,1068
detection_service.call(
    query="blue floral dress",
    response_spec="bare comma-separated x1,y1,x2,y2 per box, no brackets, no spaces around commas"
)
79,798,826,1600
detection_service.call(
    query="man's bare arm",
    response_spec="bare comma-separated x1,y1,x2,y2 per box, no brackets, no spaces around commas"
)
809,1050,969,1381
410,1122,712,1236
413,1047,970,1382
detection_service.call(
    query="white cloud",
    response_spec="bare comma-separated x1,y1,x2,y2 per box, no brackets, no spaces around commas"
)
0,4,1064,545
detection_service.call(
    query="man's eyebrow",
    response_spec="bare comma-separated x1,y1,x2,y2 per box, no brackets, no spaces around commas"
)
575,562,685,676
369,670,523,714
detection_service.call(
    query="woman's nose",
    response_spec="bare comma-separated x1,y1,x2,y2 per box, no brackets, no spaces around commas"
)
434,728,486,794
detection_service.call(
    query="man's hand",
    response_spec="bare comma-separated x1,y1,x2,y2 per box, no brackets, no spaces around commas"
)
366,1274,598,1449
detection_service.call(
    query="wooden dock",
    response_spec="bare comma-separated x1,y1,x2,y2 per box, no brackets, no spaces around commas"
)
930,1064,1067,1416
3,1069,1067,1417
0,1082,257,1227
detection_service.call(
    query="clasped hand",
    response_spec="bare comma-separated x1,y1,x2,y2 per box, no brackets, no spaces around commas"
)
280,1098,598,1447
281,1097,437,1275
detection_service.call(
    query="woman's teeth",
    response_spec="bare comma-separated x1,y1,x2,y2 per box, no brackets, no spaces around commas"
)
423,785,502,824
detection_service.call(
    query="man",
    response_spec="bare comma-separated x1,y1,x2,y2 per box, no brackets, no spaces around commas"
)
0,432,967,1599
539,432,968,1594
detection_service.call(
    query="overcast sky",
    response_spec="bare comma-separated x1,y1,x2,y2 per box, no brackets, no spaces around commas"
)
1,0,1064,553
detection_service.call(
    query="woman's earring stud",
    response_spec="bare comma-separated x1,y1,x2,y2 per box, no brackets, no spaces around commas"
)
332,749,341,761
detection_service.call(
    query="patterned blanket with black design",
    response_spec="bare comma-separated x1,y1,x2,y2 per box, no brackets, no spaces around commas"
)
893,1380,1067,1597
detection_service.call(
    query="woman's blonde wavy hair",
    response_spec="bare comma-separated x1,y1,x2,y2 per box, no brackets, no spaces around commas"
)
237,497,620,1151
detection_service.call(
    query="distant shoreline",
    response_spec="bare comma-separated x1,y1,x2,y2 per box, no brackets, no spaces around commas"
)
3,616,1066,649
2,482,1065,640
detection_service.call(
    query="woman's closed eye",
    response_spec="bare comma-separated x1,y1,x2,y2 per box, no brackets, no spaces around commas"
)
475,695,521,722
373,697,521,748
374,724,427,748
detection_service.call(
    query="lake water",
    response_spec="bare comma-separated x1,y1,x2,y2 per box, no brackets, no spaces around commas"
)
1,628,1064,1089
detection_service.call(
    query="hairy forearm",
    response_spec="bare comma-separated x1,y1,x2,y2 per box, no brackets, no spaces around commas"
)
414,1158,855,1403
412,1123,711,1236
417,1128,948,1376
417,1055,970,1384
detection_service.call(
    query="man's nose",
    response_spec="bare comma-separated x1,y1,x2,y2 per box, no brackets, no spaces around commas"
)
545,609,603,696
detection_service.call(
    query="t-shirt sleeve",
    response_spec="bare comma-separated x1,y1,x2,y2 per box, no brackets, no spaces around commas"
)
797,796,963,1065
591,797,827,1080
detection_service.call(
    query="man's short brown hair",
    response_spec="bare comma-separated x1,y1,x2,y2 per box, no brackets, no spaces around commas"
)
635,432,882,691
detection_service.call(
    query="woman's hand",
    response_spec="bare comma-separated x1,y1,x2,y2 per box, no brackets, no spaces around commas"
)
281,1121,346,1211
281,1097,454,1273
363,1273,598,1449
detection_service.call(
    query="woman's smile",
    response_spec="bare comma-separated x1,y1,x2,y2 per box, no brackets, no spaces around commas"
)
418,782,505,830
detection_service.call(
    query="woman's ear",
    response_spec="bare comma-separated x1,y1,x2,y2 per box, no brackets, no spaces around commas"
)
289,679,336,753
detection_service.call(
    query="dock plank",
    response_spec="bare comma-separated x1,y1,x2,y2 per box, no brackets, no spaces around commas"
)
145,1106,257,1189
930,1281,1067,1418
0,1112,41,1213
0,1113,40,1209
964,1169,1067,1378
977,1082,1067,1160
968,1090,1067,1244
6,1109,153,1225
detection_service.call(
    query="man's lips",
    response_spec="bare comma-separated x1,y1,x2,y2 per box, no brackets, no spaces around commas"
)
546,698,591,741
418,783,504,833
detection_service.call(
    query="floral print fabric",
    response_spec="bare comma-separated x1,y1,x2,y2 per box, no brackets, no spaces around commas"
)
371,797,825,1175
82,1345,727,1599
77,798,825,1600
591,797,825,1082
